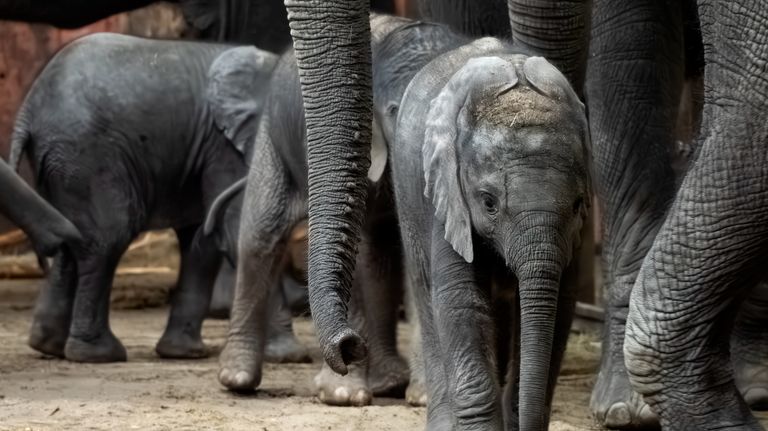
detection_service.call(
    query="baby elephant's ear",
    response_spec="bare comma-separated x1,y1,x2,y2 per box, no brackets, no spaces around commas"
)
207,47,278,155
522,57,583,109
423,57,517,263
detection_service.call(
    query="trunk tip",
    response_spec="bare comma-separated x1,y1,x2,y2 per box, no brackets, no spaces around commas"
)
324,327,367,375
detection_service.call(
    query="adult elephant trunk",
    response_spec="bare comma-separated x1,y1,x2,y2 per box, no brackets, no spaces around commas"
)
507,222,566,430
284,0,371,375
0,161,80,256
507,0,591,95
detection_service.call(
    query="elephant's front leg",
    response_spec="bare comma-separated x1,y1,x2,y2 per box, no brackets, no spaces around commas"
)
218,139,295,391
156,225,221,359
431,229,501,430
586,0,685,426
732,282,768,410
624,0,768,424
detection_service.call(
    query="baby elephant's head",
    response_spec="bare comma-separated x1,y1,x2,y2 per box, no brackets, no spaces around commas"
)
423,55,591,274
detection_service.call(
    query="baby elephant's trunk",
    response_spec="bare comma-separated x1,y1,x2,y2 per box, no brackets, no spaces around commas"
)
508,218,567,431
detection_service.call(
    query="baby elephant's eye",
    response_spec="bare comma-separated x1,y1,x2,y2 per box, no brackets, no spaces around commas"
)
481,192,498,215
572,196,584,215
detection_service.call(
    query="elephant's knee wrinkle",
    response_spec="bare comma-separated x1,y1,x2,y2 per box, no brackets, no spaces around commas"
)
623,336,664,396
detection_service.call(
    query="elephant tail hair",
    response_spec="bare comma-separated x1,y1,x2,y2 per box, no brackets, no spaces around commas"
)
8,115,31,172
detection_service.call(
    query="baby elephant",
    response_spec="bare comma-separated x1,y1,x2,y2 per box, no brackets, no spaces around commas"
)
392,39,590,429
10,33,281,363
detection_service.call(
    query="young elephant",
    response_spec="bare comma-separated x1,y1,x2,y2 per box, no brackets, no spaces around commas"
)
392,39,590,429
9,33,284,363
211,15,465,405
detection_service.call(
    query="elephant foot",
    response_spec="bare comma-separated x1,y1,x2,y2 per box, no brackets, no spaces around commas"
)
264,331,310,363
155,330,208,359
406,379,427,407
314,362,372,406
590,357,658,429
734,356,768,410
64,331,127,363
369,354,409,397
218,338,262,392
28,318,68,357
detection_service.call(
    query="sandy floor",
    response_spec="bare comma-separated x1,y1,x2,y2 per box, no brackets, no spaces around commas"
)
0,277,766,430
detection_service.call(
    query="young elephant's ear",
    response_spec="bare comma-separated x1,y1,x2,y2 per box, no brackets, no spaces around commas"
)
207,47,278,155
204,177,247,264
423,56,518,263
522,56,583,110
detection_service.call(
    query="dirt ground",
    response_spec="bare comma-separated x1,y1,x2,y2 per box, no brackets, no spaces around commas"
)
0,235,765,430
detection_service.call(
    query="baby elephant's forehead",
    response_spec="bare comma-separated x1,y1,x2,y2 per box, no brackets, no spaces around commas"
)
466,121,586,174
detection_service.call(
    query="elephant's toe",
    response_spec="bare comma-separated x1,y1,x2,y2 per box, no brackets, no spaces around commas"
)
591,365,659,429
405,380,428,407
218,339,262,392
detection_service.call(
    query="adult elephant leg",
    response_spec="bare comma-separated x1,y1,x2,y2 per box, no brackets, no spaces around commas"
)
731,282,768,410
507,0,591,94
284,0,372,374
586,0,684,428
28,248,77,357
625,0,768,427
156,225,220,359
264,279,310,364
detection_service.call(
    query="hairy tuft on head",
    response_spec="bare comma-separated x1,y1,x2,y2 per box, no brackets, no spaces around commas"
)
473,86,572,130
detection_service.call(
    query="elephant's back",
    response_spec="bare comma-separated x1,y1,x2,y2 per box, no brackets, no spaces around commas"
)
26,34,228,108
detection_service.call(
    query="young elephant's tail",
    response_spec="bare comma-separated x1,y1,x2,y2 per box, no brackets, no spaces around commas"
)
8,111,30,171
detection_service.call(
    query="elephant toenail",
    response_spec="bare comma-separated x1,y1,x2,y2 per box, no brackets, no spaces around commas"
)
234,371,251,387
604,403,631,427
334,387,350,400
351,389,371,406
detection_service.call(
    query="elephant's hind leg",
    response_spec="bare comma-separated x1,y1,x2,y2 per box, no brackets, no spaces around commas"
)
156,225,221,359
29,247,77,357
732,282,768,410
361,223,409,398
64,238,131,363
264,280,310,363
